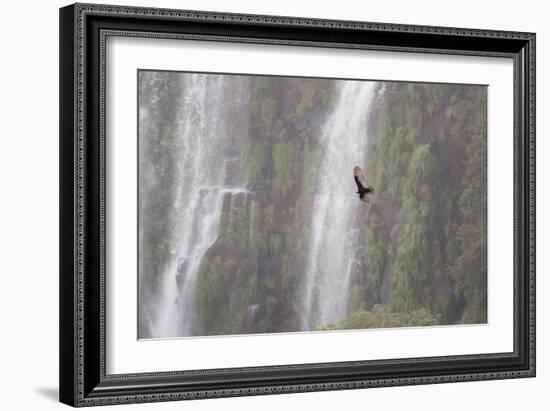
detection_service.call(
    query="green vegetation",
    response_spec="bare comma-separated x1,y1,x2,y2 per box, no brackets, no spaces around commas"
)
363,212,387,307
243,140,267,186
195,256,225,330
140,72,487,337
316,304,440,331
355,82,488,326
260,98,278,131
272,142,295,193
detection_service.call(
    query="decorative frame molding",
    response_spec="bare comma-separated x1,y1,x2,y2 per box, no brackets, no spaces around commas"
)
60,3,535,407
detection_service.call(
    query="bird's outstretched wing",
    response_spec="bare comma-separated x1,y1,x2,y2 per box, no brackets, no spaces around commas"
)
353,166,367,191
353,166,366,194
354,175,364,193
353,166,374,202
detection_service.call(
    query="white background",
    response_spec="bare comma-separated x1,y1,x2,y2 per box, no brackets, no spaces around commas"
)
0,0,546,410
108,37,513,374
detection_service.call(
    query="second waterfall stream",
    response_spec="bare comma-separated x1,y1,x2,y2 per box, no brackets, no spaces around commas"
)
301,80,377,329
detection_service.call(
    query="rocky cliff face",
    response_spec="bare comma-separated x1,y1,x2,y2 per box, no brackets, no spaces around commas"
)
353,82,488,329
192,76,340,336
138,73,488,338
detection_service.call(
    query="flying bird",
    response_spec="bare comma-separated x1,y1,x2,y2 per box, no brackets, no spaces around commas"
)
353,166,374,203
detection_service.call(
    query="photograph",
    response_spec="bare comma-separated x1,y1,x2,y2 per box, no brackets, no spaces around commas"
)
56,1,536,407
137,71,488,339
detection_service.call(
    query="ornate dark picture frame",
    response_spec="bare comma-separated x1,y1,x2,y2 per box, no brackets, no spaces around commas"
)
59,2,535,407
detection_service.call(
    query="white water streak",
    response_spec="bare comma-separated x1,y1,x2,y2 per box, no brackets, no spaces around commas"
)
151,74,249,337
301,81,376,329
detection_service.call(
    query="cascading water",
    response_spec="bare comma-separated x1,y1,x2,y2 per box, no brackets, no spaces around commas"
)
301,80,377,330
149,73,250,338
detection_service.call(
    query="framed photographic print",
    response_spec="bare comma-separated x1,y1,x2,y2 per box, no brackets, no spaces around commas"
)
59,2,536,407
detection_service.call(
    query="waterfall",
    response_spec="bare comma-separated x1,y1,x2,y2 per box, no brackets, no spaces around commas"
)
141,73,378,338
148,73,250,338
301,80,377,330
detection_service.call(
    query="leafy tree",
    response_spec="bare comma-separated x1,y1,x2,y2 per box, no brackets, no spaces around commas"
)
316,304,440,331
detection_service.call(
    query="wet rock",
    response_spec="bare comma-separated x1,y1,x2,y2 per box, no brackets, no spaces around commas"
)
175,273,185,290
244,303,266,333
373,196,401,226
270,303,301,333
254,319,273,334
222,190,251,213
395,208,405,224
235,258,256,286
249,190,270,204
223,147,241,159
177,257,188,275
435,276,453,301
222,192,233,212
246,179,271,191
350,265,366,285
279,80,304,121
231,191,247,209
260,262,278,290
222,259,240,284
414,181,430,201
223,158,243,186
296,107,329,135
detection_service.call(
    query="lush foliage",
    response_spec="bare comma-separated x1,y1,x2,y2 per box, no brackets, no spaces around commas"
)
139,73,488,337
354,83,488,327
